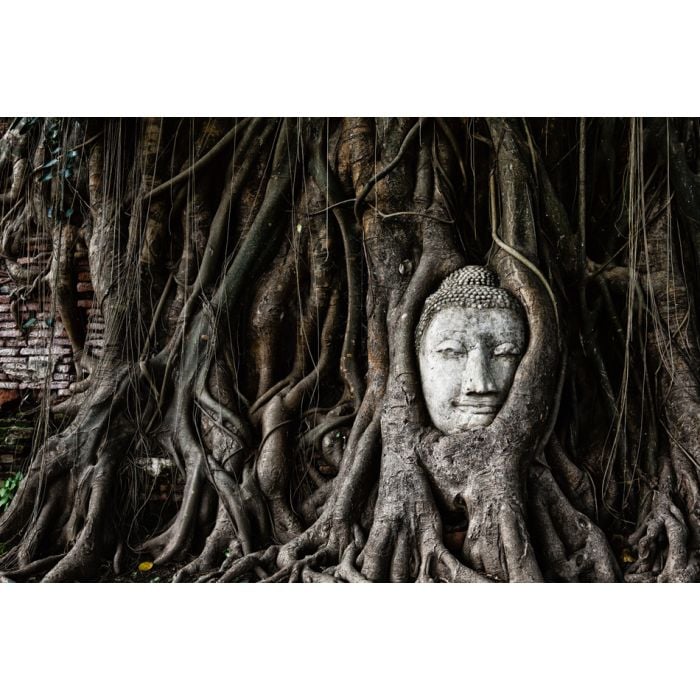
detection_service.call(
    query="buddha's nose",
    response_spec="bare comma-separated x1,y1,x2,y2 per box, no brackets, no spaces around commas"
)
461,348,497,395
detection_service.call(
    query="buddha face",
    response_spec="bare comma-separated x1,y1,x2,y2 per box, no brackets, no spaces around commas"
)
418,306,526,433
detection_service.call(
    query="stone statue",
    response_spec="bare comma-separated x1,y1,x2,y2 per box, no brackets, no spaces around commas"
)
416,265,526,433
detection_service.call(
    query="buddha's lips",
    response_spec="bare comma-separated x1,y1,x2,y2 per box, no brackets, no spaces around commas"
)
452,399,501,412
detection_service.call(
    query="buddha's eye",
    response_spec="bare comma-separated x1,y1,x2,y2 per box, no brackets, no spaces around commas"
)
435,343,465,359
493,342,521,357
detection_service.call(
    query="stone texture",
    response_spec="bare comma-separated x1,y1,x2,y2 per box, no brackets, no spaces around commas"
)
417,266,527,434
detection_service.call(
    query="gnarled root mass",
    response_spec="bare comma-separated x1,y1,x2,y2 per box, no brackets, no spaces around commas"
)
0,117,699,582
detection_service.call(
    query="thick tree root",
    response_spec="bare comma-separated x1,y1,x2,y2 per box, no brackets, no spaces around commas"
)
207,498,491,583
529,463,620,582
626,493,700,583
172,504,238,582
0,428,125,582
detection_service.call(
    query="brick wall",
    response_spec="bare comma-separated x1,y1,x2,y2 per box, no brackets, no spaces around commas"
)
0,233,104,474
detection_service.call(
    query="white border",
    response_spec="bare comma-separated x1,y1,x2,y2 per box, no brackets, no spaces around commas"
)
3,0,698,115
4,583,699,699
2,2,698,697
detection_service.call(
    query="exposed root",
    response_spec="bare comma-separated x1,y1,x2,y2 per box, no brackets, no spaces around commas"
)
529,462,619,582
217,545,280,583
172,504,237,582
142,460,207,565
461,497,542,583
0,554,63,582
0,425,127,582
626,490,700,583
336,539,369,582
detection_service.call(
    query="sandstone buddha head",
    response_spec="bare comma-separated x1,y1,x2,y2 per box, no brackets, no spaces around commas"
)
416,266,526,434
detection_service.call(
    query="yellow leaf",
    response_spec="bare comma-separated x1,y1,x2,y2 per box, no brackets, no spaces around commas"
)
138,561,154,572
622,550,636,564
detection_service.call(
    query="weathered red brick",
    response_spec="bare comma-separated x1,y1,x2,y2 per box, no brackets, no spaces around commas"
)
0,389,19,406
0,248,104,400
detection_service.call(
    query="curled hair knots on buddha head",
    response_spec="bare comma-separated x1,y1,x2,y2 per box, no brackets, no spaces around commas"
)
415,265,524,351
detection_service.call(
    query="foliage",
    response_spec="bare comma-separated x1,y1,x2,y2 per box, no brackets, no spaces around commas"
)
0,472,22,511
